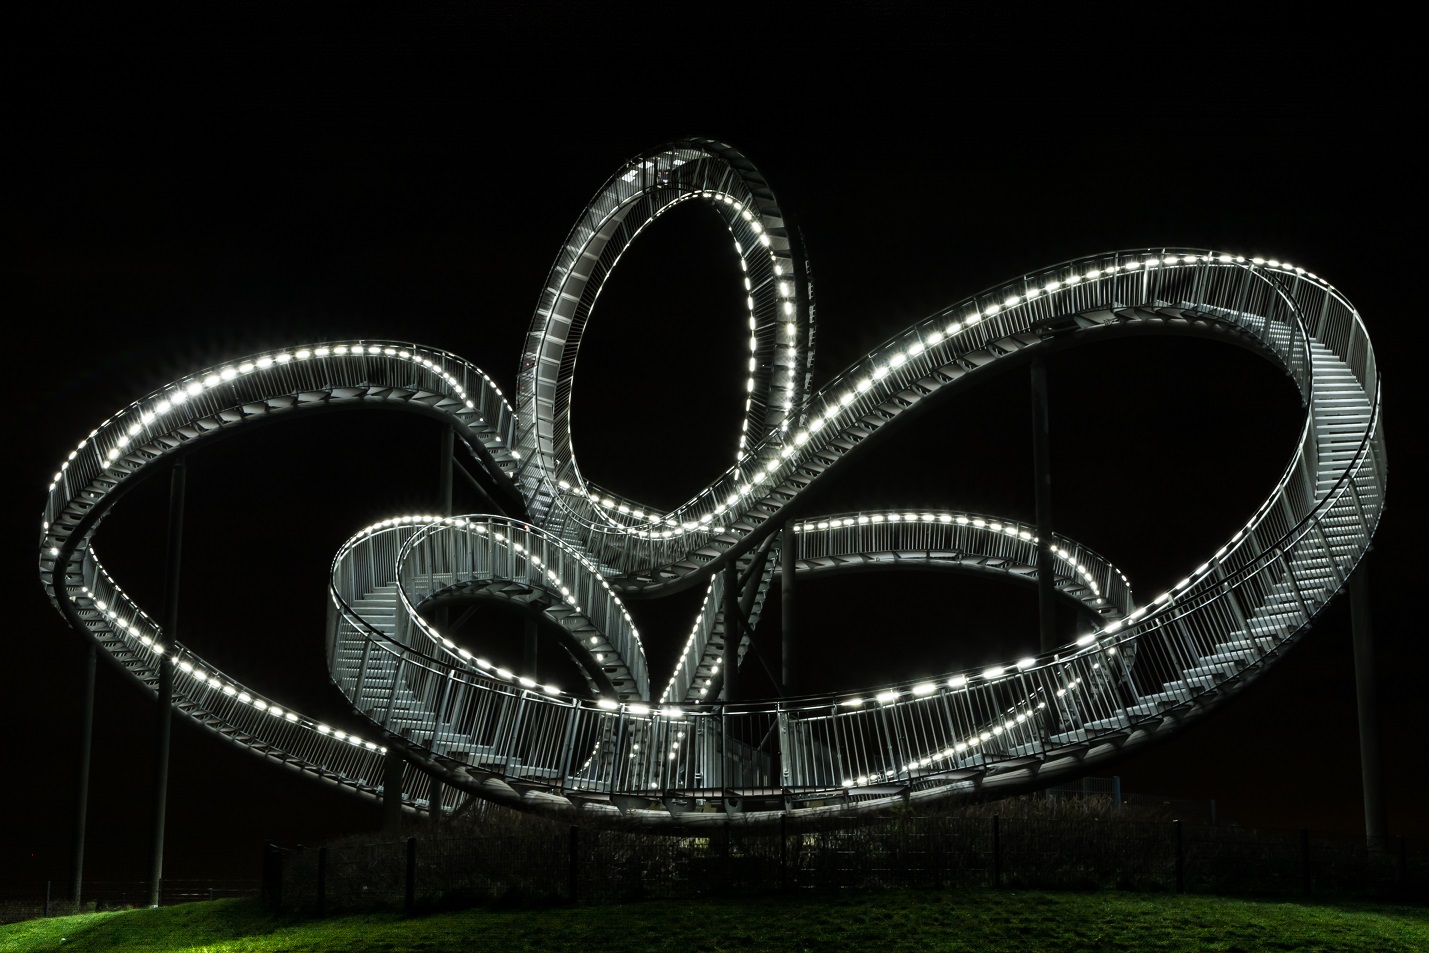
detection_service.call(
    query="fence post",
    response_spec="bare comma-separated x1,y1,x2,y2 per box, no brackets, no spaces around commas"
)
568,826,579,904
44,881,51,918
1300,828,1312,898
317,847,327,917
721,822,732,896
405,837,417,916
1113,775,1122,811
992,814,1001,888
1173,820,1184,893
1397,836,1408,900
780,814,788,893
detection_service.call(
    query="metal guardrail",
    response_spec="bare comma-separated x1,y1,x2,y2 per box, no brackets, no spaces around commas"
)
39,139,1384,828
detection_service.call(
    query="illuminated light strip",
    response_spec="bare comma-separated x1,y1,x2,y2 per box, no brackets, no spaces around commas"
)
665,509,1135,703
39,143,1380,825
515,143,814,539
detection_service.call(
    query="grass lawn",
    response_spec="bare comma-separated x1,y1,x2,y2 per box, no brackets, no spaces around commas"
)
4,889,1426,952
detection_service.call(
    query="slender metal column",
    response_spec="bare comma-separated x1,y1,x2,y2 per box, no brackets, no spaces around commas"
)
149,458,185,907
1350,561,1387,846
1031,354,1056,654
439,425,454,517
723,563,740,703
383,747,404,833
781,532,796,695
71,641,96,904
435,426,455,640
523,619,538,678
453,458,508,517
429,775,444,826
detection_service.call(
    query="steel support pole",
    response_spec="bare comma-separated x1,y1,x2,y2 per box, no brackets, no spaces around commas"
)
71,641,95,904
1031,354,1056,654
439,425,454,517
429,775,444,827
781,532,795,695
435,425,455,638
383,747,404,833
723,563,740,703
524,619,537,679
1350,562,1387,847
149,458,185,907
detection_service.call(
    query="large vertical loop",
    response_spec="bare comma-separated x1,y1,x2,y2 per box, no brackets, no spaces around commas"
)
513,139,815,541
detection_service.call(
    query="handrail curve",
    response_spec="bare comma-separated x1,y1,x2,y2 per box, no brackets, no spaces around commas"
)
39,141,1384,824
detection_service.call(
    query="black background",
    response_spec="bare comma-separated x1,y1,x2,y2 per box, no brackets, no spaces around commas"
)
3,8,1422,888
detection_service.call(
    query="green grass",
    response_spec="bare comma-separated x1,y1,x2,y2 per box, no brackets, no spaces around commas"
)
4,890,1426,953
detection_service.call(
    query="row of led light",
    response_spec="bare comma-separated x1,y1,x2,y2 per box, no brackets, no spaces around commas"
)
346,514,626,701
661,530,792,705
621,724,691,766
774,249,1334,497
650,509,1112,701
623,187,772,462
562,251,1257,689
792,512,1117,600
780,511,1133,719
334,517,574,759
551,246,1011,543
1100,477,1338,642
1082,251,1356,638
354,564,1123,787
654,511,1125,707
841,669,1108,788
831,623,1119,723
1224,275,1379,571
476,253,1311,712
635,251,1328,717
46,342,513,499
548,186,802,536
81,534,671,777
689,188,801,455
364,515,670,706
1132,410,1322,629
45,252,1339,798
842,699,1050,788
661,580,721,702
333,516,718,780
556,251,1319,582
79,583,385,759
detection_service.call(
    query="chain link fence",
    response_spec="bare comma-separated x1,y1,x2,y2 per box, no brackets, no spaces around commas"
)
268,807,1427,915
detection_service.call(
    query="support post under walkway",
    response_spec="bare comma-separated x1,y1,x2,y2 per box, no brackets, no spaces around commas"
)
72,641,95,904
1351,560,1387,847
1031,354,1056,655
524,619,537,680
383,747,404,833
429,424,456,829
439,425,454,517
781,529,795,696
429,775,444,827
149,458,186,907
724,562,740,703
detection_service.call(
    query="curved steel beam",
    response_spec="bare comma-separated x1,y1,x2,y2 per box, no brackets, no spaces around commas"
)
39,141,1384,826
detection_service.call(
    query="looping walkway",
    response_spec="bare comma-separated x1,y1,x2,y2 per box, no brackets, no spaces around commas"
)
40,141,1384,825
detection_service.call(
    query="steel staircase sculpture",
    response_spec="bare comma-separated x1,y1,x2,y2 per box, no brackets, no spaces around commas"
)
40,140,1384,824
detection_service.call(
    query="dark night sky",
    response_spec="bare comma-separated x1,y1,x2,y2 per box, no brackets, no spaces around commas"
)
4,11,1422,888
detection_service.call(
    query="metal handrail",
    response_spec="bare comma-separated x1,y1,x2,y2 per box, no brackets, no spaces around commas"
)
39,141,1383,827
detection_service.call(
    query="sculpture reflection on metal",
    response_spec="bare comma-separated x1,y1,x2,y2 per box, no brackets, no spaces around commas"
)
40,139,1385,825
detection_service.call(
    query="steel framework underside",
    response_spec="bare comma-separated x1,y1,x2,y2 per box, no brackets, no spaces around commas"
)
40,140,1385,826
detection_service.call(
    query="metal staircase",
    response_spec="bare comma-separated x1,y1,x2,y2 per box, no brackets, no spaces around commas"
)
40,140,1383,827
